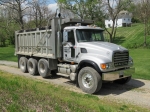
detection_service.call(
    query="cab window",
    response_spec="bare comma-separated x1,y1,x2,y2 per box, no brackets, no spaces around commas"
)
68,30,75,45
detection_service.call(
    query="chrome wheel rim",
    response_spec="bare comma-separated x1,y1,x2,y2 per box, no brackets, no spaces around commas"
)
82,73,94,88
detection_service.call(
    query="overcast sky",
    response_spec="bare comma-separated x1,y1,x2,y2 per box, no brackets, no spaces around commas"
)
47,0,56,4
48,3,58,12
48,0,58,12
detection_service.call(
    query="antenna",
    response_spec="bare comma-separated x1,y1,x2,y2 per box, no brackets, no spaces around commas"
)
55,8,58,17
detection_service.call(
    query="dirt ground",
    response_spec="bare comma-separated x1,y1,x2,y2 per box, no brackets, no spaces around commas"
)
0,61,150,109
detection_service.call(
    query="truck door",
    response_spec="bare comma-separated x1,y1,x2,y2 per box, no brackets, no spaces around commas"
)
63,30,76,61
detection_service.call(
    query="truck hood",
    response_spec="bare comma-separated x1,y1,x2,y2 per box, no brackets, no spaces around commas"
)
78,42,127,52
78,42,128,62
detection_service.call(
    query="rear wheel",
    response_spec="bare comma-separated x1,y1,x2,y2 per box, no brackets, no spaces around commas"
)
27,58,38,75
78,67,102,94
114,76,131,84
38,59,51,78
19,57,28,73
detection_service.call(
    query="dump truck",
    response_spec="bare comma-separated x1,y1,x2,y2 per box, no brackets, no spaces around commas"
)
15,17,135,94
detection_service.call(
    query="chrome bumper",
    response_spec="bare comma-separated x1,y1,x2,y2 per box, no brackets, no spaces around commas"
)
102,67,135,81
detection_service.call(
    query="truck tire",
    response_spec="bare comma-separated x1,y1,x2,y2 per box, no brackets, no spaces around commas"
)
19,57,28,73
78,67,102,94
38,59,51,78
27,58,38,75
114,76,131,84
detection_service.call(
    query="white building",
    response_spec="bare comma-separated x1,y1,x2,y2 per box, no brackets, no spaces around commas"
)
105,11,132,28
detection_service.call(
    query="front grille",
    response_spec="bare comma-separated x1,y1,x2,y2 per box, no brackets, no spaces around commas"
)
113,51,129,67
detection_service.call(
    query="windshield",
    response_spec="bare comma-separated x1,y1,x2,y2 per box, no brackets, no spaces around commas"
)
76,29,104,42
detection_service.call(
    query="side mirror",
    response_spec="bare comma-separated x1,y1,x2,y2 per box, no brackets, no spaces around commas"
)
62,41,67,46
62,42,73,47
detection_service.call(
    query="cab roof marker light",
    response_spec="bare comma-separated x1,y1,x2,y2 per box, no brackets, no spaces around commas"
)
75,23,81,26
93,25,97,28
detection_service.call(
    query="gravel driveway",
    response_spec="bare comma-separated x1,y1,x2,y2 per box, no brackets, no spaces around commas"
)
0,61,150,109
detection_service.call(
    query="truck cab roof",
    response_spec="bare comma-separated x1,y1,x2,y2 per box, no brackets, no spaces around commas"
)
64,25,104,31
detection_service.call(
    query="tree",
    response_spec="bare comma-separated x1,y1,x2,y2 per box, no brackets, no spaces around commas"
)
130,0,150,46
58,0,87,19
104,0,132,42
0,28,7,46
0,0,55,46
138,0,150,46
0,4,20,46
27,0,52,28
84,0,105,26
0,0,28,30
58,0,104,24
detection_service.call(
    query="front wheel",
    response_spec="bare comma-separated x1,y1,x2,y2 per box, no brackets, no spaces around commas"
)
114,76,131,84
78,67,102,94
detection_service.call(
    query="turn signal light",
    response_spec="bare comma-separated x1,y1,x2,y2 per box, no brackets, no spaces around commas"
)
101,64,106,69
71,62,75,64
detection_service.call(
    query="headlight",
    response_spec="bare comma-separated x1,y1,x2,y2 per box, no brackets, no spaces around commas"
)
128,59,133,65
100,63,112,70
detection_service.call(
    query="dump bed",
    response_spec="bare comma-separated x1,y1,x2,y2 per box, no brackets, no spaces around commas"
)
15,18,60,59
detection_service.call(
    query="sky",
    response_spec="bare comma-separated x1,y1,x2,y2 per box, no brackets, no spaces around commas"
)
48,0,56,4
48,0,58,12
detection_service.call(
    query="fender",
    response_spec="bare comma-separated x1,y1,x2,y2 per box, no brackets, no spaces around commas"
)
76,60,101,74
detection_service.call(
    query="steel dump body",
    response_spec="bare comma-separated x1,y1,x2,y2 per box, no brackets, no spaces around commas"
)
15,18,60,59
15,29,54,57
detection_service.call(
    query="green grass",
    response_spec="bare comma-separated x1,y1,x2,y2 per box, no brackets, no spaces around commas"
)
0,46,17,62
130,49,150,80
0,70,148,112
114,23,150,48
